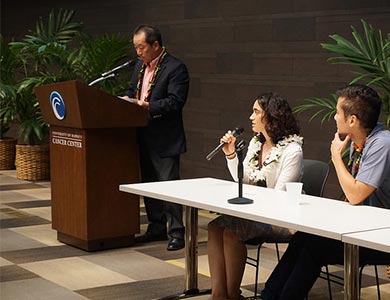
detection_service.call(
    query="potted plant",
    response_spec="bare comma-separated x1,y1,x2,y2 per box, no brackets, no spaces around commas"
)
0,35,19,170
0,85,18,170
8,9,82,180
294,20,390,127
4,8,133,179
13,81,51,180
0,87,17,170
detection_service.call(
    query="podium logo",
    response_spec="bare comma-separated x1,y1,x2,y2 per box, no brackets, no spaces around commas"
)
50,91,66,120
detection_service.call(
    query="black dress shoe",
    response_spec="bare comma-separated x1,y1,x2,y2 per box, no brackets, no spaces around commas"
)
135,232,167,243
167,237,185,251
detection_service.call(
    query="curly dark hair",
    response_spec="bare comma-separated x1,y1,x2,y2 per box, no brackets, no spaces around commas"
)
256,92,300,144
336,84,381,132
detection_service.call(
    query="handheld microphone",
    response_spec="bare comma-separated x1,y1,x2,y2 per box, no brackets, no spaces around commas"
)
101,59,138,77
206,127,244,161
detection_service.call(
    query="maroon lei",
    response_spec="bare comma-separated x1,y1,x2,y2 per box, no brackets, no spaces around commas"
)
344,139,366,202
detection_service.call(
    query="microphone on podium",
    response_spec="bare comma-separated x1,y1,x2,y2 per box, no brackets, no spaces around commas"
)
101,59,138,77
206,127,244,161
89,59,139,86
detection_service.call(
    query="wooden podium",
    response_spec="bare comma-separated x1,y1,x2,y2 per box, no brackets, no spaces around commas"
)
35,80,148,251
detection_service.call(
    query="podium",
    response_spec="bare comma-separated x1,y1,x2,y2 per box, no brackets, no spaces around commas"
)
35,80,148,251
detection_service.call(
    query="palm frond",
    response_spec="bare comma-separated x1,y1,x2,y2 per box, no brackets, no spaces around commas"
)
0,35,21,83
27,9,82,45
72,33,132,94
293,95,338,125
321,19,390,127
322,21,388,72
9,9,82,79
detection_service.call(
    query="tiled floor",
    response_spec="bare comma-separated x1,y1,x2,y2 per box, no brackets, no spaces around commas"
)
0,170,389,300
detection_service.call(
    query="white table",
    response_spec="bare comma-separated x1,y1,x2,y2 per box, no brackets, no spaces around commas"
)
120,177,390,300
342,227,390,298
343,228,390,253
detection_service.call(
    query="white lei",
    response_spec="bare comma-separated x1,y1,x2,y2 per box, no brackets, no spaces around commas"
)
246,134,303,184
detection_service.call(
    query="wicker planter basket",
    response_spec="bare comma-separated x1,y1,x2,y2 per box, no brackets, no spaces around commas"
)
0,137,17,170
15,144,50,180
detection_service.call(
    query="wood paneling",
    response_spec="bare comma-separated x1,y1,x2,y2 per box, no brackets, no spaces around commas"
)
35,81,147,251
3,0,390,199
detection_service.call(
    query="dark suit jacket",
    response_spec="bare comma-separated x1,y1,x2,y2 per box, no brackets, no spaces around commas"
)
126,53,189,157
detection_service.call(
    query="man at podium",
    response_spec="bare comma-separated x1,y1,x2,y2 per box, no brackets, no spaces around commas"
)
120,25,189,251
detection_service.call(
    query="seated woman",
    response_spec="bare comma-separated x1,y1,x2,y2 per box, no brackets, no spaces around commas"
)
207,92,303,300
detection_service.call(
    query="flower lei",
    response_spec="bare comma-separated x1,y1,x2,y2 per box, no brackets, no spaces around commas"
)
135,48,167,101
346,139,365,177
246,134,303,185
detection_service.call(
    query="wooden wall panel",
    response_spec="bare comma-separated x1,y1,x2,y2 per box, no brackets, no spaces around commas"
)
2,0,390,198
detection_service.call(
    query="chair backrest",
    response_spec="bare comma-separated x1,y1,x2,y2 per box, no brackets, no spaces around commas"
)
302,159,330,197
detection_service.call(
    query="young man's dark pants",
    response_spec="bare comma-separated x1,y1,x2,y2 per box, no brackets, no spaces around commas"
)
261,231,390,300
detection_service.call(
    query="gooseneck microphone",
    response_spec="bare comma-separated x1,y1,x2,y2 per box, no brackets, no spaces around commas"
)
101,59,138,77
206,127,244,161
89,59,139,86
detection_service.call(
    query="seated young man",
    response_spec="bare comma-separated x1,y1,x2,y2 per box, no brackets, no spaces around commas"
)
260,84,390,300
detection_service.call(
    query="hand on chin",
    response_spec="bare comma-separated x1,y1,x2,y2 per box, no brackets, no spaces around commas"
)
336,131,351,142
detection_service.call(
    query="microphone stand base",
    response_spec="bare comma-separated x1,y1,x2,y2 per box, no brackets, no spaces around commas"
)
227,197,253,204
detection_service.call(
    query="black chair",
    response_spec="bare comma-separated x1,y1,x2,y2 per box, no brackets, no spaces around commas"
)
359,260,390,300
323,256,390,300
245,159,330,298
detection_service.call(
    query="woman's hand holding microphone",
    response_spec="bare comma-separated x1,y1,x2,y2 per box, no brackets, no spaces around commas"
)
221,131,237,159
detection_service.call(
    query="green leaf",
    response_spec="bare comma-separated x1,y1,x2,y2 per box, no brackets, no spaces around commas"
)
293,95,338,125
328,34,362,54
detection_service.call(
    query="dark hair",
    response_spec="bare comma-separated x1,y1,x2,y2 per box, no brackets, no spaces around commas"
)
336,84,381,131
256,92,300,144
133,24,163,46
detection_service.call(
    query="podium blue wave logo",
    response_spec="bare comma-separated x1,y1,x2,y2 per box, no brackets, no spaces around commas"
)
50,91,66,120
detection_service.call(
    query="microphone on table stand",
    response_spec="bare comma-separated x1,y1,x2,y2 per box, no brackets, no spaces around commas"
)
227,139,253,204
